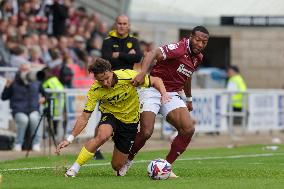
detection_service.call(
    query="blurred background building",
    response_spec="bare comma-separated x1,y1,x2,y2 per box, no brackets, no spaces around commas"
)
129,0,284,88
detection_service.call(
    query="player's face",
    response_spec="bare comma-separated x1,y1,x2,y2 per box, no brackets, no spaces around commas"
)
190,31,209,55
95,71,114,88
116,16,129,37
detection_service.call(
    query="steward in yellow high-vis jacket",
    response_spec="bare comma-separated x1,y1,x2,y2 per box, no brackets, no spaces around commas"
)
226,65,247,111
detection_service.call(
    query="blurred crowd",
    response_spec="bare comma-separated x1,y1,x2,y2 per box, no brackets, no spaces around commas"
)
0,0,155,88
0,0,107,88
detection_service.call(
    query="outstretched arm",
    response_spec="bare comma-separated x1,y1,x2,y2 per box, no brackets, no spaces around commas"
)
132,48,164,86
56,111,91,153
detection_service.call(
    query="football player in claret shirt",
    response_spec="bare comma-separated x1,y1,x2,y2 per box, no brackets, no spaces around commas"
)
56,57,170,177
119,26,210,178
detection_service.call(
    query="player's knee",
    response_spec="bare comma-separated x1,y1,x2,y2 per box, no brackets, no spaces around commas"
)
111,161,123,171
180,124,195,136
95,134,109,144
141,127,153,140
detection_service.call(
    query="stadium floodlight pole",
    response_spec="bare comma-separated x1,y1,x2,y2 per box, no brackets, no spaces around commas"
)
26,97,58,157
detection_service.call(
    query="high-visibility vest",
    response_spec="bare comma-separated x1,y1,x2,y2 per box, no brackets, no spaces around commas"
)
42,76,64,116
228,74,247,109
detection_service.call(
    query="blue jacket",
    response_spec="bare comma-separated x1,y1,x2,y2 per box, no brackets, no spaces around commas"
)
1,74,45,116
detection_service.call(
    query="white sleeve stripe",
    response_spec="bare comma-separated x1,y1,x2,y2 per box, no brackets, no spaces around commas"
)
159,47,167,60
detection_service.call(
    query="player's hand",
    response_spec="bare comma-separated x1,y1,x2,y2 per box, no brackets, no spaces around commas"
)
160,93,171,104
186,101,193,111
132,72,146,87
39,96,46,104
55,140,70,154
112,52,119,58
128,49,136,54
5,79,13,87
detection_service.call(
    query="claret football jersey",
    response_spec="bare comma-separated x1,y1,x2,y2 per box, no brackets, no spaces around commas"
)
151,38,203,92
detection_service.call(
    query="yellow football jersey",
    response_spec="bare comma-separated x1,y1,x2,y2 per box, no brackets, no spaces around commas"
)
84,69,151,124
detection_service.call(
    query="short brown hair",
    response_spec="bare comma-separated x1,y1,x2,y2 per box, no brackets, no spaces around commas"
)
88,57,112,75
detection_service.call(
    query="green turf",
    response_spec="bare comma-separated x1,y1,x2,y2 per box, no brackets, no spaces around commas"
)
0,145,284,189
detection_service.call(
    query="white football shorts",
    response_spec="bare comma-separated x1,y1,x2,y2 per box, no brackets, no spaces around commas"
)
137,87,187,117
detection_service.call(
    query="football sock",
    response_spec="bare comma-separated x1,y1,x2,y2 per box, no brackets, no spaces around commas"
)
70,162,80,173
128,132,147,160
75,146,94,166
166,134,192,164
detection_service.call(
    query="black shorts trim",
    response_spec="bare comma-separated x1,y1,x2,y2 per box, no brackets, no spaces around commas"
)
83,109,93,113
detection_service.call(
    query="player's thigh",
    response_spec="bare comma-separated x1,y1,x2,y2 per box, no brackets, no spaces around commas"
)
160,94,194,133
167,107,193,129
138,87,161,115
138,87,161,135
85,124,113,152
112,121,138,156
160,92,187,117
140,111,156,137
96,113,117,139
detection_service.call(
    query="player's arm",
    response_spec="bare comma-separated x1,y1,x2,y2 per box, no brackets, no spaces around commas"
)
184,77,193,111
148,76,171,104
70,111,92,137
56,111,92,154
132,48,164,86
56,87,98,154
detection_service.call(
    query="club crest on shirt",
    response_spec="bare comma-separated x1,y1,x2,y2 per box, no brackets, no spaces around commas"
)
177,64,192,77
127,42,133,48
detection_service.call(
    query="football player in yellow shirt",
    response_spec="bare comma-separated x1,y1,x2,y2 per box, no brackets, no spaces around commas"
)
56,57,170,177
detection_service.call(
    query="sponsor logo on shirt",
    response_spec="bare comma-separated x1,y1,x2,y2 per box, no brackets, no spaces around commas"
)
177,64,192,77
167,43,178,50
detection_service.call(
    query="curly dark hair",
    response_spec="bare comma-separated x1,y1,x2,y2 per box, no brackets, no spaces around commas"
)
192,26,209,36
88,57,112,74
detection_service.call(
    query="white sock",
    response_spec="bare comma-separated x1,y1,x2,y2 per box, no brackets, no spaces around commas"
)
70,162,81,173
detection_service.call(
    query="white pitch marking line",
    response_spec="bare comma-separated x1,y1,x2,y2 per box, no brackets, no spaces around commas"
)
1,152,284,172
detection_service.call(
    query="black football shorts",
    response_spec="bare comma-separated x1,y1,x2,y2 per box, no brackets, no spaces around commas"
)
98,113,138,154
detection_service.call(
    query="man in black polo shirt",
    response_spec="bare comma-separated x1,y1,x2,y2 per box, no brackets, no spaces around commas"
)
101,14,142,70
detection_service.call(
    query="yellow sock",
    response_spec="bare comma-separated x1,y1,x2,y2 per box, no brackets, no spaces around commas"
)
75,146,94,166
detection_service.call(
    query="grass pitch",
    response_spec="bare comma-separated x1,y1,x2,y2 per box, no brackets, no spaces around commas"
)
0,145,284,189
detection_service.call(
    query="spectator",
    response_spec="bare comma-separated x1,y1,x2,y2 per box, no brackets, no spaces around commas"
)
10,45,31,68
29,45,45,67
0,0,13,21
49,0,70,37
0,36,18,67
1,63,45,151
101,14,142,70
226,65,247,112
